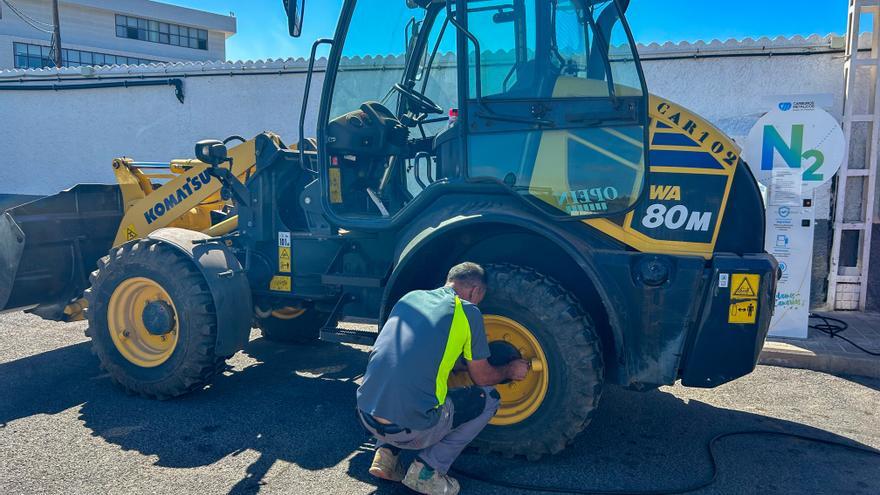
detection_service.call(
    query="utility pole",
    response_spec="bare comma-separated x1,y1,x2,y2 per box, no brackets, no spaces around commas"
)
51,0,62,67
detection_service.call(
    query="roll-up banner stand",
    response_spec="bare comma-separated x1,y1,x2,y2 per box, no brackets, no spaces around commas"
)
743,96,845,339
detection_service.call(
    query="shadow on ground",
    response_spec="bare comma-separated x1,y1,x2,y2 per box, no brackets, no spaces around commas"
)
842,373,880,392
1,337,877,495
0,335,375,494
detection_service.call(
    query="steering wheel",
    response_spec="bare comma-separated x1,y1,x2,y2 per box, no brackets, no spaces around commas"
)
392,83,444,115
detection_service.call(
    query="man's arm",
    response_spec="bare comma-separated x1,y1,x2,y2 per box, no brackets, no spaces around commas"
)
459,302,529,386
466,358,529,387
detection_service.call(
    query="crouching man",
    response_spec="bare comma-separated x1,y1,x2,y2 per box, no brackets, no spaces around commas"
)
356,262,529,495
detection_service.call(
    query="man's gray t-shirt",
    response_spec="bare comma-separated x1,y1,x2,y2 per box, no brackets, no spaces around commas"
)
357,287,491,431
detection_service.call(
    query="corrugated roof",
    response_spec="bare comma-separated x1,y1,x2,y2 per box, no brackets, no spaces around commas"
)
0,33,869,80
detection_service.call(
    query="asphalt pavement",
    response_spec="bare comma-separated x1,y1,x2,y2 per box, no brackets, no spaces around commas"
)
0,311,878,495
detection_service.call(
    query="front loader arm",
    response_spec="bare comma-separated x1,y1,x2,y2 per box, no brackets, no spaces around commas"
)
111,136,276,247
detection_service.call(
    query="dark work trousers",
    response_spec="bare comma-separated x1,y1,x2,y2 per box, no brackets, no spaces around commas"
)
360,386,500,474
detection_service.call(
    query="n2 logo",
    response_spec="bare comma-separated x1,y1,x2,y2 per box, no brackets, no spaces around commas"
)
641,204,713,232
762,124,825,182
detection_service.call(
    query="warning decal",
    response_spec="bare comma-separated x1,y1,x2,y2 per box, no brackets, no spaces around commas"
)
279,247,291,273
329,168,343,204
270,276,292,292
728,274,761,324
125,224,138,241
732,275,759,298
729,300,758,324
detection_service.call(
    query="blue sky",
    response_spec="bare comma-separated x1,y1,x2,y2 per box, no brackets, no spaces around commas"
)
163,1,860,61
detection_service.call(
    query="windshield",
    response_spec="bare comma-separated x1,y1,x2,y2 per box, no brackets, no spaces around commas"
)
328,1,426,119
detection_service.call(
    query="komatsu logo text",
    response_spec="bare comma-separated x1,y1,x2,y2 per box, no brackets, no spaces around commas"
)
144,171,213,225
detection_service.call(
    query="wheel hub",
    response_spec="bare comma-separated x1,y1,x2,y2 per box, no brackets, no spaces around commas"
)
142,300,176,336
107,277,179,368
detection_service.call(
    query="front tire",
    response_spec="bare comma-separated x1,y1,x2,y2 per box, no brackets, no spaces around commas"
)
472,264,604,459
85,240,225,400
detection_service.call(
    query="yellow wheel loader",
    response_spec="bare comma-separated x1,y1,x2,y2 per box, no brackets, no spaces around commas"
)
0,0,778,457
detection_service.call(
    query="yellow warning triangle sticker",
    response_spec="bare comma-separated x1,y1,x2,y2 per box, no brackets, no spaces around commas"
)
126,225,138,241
280,250,290,259
733,278,756,298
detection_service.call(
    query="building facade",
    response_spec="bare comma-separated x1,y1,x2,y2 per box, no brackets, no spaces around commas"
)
0,0,235,69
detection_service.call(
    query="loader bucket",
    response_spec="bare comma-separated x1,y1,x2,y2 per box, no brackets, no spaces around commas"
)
0,185,124,321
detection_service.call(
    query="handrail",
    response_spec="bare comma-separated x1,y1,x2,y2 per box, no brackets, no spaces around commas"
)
446,0,483,102
299,38,334,172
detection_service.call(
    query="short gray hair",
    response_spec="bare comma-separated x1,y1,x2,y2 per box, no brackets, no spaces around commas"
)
446,262,486,288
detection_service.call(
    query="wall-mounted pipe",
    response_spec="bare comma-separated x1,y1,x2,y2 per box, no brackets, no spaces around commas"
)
0,78,185,103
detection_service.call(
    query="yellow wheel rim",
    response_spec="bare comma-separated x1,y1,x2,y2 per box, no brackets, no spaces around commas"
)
107,277,179,368
484,315,549,425
271,307,306,320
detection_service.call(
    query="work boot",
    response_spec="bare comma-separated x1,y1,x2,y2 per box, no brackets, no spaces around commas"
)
402,459,460,495
368,447,405,482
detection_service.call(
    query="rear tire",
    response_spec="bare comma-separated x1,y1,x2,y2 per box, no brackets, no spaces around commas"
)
84,239,225,400
257,309,327,344
472,264,604,459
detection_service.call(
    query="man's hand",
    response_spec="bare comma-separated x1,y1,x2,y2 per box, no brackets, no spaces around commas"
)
504,359,530,381
466,358,530,386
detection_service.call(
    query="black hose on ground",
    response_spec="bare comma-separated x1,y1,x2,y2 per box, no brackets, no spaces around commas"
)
450,430,880,495
809,313,880,357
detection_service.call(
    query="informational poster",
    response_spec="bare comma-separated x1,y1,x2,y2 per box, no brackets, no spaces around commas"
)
743,97,845,339
763,204,815,338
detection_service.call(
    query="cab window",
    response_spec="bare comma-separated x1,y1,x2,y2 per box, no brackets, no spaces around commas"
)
466,0,647,218
467,0,643,100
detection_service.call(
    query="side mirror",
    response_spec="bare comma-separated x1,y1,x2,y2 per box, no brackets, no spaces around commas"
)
283,0,305,38
195,140,228,166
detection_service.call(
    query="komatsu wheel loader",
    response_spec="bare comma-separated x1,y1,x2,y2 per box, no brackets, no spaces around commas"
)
0,0,777,458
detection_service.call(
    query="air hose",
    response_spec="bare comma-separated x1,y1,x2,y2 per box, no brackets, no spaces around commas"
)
809,313,880,356
451,430,880,495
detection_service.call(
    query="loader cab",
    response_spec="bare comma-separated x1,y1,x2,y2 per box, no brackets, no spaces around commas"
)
316,0,648,227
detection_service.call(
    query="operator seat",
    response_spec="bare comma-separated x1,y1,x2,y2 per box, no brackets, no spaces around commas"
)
504,60,561,99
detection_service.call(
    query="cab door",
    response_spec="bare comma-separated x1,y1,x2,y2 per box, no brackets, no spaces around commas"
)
461,0,649,219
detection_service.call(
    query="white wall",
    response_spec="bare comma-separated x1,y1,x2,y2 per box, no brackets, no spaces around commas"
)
0,65,319,195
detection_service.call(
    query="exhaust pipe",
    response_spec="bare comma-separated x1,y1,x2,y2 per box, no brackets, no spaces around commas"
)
0,185,124,321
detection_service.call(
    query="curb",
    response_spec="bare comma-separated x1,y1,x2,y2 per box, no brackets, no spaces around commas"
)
759,341,880,379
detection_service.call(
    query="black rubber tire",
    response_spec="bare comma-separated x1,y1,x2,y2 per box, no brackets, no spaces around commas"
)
84,239,225,400
257,310,328,344
472,264,604,460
